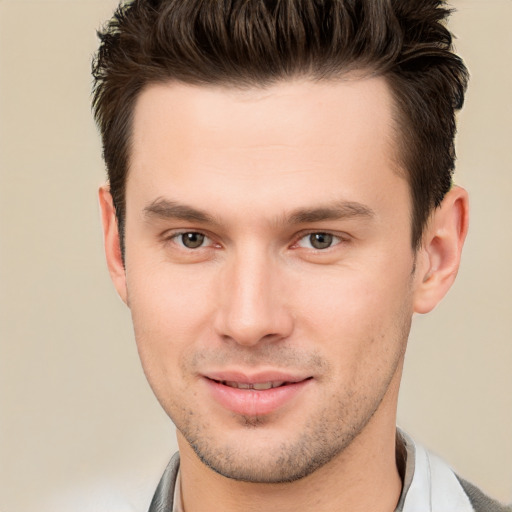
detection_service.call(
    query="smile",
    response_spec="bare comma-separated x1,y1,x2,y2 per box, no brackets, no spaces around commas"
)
204,374,313,416
217,380,289,390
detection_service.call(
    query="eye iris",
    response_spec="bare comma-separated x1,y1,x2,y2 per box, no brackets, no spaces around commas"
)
182,233,205,248
310,233,333,249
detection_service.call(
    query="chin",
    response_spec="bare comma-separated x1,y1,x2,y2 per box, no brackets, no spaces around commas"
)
183,419,361,484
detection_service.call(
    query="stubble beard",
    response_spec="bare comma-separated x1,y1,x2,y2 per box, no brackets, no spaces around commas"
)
139,280,414,484
170,343,406,484
184,404,381,483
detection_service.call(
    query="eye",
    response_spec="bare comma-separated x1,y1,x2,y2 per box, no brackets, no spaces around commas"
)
296,232,340,250
174,232,209,249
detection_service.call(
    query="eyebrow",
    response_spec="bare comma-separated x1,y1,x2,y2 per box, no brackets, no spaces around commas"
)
144,197,375,225
287,201,375,224
144,198,217,224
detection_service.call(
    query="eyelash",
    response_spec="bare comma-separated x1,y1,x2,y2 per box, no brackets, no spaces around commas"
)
164,230,349,252
166,231,216,250
292,231,348,251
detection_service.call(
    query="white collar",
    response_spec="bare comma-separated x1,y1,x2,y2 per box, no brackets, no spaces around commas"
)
398,429,473,512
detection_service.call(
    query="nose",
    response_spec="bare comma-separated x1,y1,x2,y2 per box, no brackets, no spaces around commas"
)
214,247,294,347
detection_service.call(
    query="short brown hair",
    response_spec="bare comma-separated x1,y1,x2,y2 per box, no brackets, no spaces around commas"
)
92,0,468,254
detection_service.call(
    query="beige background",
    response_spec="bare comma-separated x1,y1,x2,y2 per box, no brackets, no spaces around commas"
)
0,0,510,510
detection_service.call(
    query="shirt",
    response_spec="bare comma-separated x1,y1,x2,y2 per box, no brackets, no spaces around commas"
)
150,429,497,512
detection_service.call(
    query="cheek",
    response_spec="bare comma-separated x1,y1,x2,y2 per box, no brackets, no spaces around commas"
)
293,257,414,362
126,265,215,386
128,260,214,331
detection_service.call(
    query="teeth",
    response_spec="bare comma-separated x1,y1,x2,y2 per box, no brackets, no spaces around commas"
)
222,381,286,390
234,382,251,389
252,382,273,390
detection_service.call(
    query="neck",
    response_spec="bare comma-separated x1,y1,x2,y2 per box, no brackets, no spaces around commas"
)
179,430,401,512
177,371,403,512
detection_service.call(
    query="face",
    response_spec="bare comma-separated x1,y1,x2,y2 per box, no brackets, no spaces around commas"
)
116,78,420,482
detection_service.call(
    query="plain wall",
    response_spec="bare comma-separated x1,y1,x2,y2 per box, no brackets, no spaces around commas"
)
0,0,510,510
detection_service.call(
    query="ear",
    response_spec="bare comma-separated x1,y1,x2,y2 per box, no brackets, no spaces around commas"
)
413,186,469,314
98,184,128,304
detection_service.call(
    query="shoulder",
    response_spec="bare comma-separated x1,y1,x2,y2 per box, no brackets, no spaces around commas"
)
397,430,511,512
457,476,512,512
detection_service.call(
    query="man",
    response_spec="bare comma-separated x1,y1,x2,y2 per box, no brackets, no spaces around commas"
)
92,1,510,511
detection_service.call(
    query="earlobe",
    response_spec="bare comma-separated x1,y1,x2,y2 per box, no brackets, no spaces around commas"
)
98,185,128,304
413,186,469,314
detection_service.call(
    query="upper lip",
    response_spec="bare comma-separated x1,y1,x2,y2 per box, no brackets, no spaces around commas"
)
204,370,311,385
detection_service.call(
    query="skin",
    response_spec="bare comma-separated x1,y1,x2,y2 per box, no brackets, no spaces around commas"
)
100,77,468,512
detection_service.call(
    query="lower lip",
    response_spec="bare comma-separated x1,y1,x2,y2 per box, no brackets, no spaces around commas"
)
204,378,311,416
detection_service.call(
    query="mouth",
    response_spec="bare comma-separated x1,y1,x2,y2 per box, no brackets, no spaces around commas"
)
211,379,299,390
203,373,313,416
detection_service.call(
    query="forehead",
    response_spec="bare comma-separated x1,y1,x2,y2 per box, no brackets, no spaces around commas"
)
127,77,406,219
131,77,397,159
